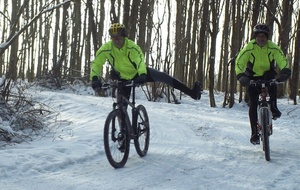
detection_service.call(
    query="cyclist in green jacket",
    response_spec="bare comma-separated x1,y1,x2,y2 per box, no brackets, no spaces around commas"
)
235,23,291,145
90,23,201,100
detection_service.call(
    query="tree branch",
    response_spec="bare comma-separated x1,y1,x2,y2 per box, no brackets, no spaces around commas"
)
0,11,11,24
0,0,72,57
262,1,281,30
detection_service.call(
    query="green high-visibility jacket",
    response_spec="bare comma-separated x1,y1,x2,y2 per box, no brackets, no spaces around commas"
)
90,37,147,80
235,39,289,77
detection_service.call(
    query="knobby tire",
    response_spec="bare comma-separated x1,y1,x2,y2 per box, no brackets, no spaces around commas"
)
261,108,271,161
104,110,130,168
134,105,150,157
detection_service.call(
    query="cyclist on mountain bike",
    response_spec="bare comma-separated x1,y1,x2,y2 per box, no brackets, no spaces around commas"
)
90,23,201,100
235,23,291,145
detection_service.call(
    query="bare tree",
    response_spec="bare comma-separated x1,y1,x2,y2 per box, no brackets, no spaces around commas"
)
265,0,279,36
188,0,200,87
228,0,242,108
289,9,300,104
7,0,22,79
277,0,293,98
128,0,141,40
208,0,223,107
218,0,230,92
0,0,9,75
197,0,209,87
96,0,105,49
138,0,149,54
52,0,60,81
251,0,262,33
123,0,130,24
69,0,81,81
174,0,187,82
145,0,155,66
0,0,71,78
1,0,299,106
57,1,71,84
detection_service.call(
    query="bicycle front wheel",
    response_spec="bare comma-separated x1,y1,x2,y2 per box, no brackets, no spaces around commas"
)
134,105,150,157
104,110,130,168
261,108,270,161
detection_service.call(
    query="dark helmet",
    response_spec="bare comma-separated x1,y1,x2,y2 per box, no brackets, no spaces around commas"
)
253,23,270,37
109,23,126,37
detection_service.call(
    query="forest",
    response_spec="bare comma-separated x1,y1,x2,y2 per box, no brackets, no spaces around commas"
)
1,0,300,107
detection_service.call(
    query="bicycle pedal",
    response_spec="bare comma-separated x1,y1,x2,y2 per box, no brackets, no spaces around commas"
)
251,140,260,145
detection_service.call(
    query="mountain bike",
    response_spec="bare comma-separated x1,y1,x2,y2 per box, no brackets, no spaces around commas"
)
103,80,150,168
250,79,278,161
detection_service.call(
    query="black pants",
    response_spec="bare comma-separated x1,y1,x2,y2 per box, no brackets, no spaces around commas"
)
111,67,195,99
248,84,277,131
145,67,194,98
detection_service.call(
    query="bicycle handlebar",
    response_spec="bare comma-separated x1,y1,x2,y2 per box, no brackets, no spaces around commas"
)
101,80,142,90
249,79,283,87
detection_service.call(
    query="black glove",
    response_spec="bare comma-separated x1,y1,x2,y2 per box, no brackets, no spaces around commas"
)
135,74,147,84
263,70,277,80
277,68,291,82
91,76,102,90
237,73,250,87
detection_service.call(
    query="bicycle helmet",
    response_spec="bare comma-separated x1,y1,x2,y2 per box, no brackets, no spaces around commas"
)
253,23,270,38
109,23,126,37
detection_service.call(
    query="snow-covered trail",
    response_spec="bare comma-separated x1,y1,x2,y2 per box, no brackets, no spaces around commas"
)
1,89,300,190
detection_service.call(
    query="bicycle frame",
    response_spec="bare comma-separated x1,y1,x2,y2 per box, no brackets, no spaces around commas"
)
256,82,273,135
250,80,277,135
112,80,138,138
250,79,277,161
103,80,150,168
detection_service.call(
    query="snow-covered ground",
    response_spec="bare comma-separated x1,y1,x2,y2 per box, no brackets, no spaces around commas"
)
1,85,300,190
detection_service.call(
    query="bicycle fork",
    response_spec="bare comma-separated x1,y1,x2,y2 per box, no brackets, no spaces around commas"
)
257,106,273,136
131,107,138,138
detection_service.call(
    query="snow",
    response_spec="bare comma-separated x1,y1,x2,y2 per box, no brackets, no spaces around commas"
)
1,85,300,190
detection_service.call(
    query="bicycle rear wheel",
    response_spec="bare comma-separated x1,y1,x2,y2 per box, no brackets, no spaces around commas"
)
261,108,270,161
104,110,130,168
134,105,150,157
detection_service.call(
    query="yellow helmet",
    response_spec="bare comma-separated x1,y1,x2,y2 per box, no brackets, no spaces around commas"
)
109,23,126,37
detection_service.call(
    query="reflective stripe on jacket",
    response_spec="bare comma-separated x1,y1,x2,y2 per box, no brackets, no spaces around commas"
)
235,39,288,77
90,37,147,80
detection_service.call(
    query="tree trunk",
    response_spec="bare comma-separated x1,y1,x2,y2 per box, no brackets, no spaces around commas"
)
220,0,230,94
229,0,242,108
123,0,130,24
278,0,293,98
52,0,60,79
189,0,200,86
59,1,71,79
208,0,221,107
251,0,261,36
69,0,81,81
289,10,300,104
174,0,186,82
137,0,148,52
42,16,51,76
0,0,8,75
7,0,21,79
145,0,154,66
197,0,209,87
265,0,279,38
128,0,141,40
